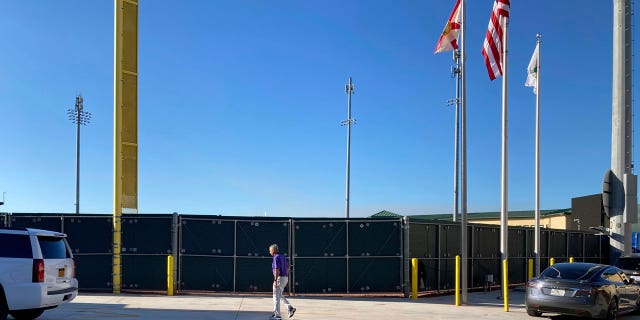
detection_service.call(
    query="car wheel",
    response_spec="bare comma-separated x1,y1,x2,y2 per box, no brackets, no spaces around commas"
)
9,309,44,320
526,309,542,317
606,298,618,320
0,291,7,320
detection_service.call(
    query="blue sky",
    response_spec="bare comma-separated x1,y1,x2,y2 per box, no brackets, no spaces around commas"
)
0,1,632,217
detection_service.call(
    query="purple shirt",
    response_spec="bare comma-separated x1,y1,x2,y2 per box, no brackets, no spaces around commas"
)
272,253,288,277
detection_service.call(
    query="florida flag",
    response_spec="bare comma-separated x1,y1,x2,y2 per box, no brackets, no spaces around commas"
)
434,0,462,54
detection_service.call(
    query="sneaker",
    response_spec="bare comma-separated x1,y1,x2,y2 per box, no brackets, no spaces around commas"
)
288,307,296,318
269,314,281,320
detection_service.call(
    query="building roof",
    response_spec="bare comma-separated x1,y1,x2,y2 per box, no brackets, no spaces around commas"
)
371,208,571,222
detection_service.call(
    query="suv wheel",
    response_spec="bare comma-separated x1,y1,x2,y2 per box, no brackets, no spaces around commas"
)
9,309,44,320
0,290,7,320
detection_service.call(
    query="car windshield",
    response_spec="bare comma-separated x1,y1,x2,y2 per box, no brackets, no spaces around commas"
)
38,236,71,259
616,258,640,270
540,264,603,281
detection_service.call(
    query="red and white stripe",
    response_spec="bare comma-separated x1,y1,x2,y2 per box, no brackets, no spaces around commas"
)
481,0,510,80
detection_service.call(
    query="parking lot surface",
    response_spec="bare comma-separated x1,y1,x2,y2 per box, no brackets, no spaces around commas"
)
33,289,640,320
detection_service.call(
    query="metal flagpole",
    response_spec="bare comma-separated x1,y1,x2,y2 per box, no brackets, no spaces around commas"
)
448,51,461,223
500,11,510,312
534,34,542,276
460,0,468,304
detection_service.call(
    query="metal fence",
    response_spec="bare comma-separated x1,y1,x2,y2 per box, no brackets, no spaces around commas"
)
0,213,607,295
408,221,607,291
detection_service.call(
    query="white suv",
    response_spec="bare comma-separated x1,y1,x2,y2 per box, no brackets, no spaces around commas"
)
0,228,78,320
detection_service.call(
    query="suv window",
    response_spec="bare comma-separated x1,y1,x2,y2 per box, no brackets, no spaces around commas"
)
38,236,70,259
0,233,33,258
616,257,640,271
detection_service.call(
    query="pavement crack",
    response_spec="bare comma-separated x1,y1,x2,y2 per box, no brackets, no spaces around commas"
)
234,297,244,320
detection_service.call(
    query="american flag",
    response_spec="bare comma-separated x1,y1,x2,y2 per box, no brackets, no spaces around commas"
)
481,0,510,80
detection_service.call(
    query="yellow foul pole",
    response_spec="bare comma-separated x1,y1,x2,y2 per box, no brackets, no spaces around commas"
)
113,0,139,294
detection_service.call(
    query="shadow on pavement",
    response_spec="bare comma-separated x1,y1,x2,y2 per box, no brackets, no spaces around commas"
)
37,302,271,320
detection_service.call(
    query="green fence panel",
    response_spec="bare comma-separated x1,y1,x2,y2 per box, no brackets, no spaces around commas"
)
348,220,401,257
74,254,112,290
473,226,499,258
293,258,347,293
180,256,233,291
235,257,273,292
408,223,438,258
10,214,62,232
439,258,456,290
549,231,567,258
509,228,527,258
348,257,401,292
236,220,290,257
440,225,460,258
416,259,438,291
584,233,602,258
180,218,234,256
64,216,112,254
122,255,167,290
568,232,584,258
472,258,500,288
122,215,173,255
293,221,346,257
508,257,526,284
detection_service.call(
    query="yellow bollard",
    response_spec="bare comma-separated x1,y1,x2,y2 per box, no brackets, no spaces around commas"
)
503,259,509,312
569,257,574,263
455,255,460,306
167,255,174,296
411,258,418,300
528,258,533,280
550,257,555,266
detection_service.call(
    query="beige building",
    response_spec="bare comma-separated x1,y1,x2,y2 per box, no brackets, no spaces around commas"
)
372,194,609,231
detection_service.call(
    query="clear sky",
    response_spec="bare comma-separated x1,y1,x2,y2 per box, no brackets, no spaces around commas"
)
0,1,634,217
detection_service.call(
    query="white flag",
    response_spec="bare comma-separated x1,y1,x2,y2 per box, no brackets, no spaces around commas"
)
525,44,539,94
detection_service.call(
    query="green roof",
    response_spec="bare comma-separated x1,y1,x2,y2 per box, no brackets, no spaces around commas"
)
371,210,403,218
371,208,571,221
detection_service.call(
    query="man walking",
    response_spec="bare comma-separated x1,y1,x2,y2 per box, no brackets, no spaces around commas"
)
269,243,296,319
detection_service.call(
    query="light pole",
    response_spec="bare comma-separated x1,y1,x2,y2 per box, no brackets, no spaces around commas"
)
67,95,91,214
341,77,355,218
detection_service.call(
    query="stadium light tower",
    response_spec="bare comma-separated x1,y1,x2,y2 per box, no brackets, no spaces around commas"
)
67,95,91,214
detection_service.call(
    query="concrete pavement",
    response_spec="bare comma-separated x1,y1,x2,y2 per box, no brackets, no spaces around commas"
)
32,290,640,320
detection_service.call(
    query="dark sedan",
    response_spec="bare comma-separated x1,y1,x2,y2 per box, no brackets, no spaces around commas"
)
525,262,640,319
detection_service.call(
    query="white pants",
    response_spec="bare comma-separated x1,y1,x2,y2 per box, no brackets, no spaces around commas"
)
273,276,292,317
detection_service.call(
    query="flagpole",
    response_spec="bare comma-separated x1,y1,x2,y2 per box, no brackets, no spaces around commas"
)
534,34,541,277
460,0,468,305
450,50,460,223
500,11,510,313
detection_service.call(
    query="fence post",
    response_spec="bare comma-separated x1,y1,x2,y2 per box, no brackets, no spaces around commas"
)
455,255,460,306
171,213,179,294
167,255,174,296
411,258,418,300
502,259,508,312
403,217,411,298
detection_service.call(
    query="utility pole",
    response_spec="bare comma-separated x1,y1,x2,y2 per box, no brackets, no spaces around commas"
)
67,95,91,214
341,77,356,218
